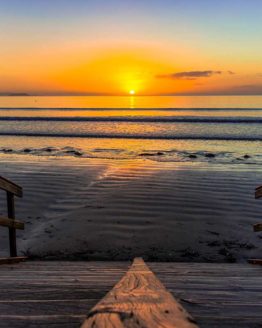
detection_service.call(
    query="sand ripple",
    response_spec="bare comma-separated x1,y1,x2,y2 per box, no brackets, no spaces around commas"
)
0,156,261,262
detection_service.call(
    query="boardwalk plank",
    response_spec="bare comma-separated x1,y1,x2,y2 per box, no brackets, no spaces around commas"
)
81,258,198,328
0,261,261,327
0,261,128,328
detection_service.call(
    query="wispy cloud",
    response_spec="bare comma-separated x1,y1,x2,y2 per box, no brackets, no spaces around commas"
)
156,70,224,80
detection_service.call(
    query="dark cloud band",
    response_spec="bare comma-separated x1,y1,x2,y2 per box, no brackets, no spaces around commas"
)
156,70,223,80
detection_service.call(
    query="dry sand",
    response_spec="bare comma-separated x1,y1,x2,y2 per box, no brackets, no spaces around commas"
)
0,154,261,262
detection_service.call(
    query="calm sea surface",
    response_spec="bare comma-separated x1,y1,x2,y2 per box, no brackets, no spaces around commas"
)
1,95,262,163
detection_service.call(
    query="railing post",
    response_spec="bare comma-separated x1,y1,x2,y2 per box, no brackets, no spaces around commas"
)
6,191,17,257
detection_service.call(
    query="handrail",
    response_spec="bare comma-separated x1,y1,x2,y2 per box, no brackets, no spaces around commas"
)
0,176,23,197
248,186,262,265
0,176,24,257
253,185,262,233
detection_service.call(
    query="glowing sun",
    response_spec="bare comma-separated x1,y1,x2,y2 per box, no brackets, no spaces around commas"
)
129,90,135,95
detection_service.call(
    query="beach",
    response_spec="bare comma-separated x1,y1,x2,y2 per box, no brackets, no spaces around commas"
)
0,95,262,262
0,153,261,262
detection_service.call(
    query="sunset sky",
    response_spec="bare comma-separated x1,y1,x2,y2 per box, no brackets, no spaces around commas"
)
1,0,262,96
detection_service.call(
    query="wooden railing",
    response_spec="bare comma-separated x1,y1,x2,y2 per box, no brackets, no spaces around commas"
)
0,176,24,258
249,185,262,265
254,185,262,236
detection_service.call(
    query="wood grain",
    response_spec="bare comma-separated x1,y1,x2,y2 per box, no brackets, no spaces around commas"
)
81,258,198,328
0,261,128,328
0,216,24,230
0,176,22,197
0,261,261,327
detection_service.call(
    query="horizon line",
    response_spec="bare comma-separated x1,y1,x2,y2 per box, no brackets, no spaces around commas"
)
1,92,262,97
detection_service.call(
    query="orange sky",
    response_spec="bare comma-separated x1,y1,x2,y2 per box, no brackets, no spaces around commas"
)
1,1,262,95
2,43,261,96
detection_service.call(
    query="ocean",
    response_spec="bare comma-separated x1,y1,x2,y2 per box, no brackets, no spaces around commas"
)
1,95,262,164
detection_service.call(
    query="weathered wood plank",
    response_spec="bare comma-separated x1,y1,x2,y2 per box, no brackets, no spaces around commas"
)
0,261,129,328
0,261,261,327
81,258,198,328
0,176,22,197
253,223,262,232
0,300,97,315
0,257,27,265
0,316,83,328
0,216,24,230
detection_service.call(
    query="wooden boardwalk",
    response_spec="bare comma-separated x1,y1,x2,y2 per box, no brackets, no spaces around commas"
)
82,258,198,328
0,260,261,327
150,262,262,328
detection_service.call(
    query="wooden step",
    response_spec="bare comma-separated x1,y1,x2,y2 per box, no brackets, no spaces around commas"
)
81,257,198,328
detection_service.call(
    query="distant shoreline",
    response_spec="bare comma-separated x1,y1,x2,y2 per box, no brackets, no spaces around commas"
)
3,93,30,97
1,94,262,97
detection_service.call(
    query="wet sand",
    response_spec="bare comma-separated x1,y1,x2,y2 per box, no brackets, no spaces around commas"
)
0,154,261,262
